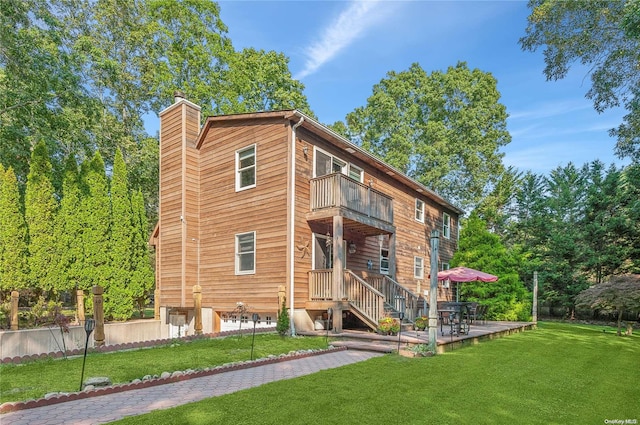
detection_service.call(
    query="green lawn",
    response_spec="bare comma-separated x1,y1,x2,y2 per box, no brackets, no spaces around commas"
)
110,322,639,425
0,334,328,403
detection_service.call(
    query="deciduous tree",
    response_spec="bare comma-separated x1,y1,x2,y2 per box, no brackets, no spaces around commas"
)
520,0,640,160
576,274,640,335
337,62,510,211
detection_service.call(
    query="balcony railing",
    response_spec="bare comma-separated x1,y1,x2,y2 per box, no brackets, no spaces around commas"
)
310,173,393,224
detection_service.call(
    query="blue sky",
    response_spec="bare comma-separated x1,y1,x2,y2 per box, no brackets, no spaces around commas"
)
151,1,629,175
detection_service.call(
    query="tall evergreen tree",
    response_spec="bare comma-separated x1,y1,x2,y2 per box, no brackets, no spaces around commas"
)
452,213,531,321
581,162,629,282
542,163,589,313
0,166,29,295
53,155,84,294
109,149,134,320
25,141,57,295
131,189,154,314
79,152,111,298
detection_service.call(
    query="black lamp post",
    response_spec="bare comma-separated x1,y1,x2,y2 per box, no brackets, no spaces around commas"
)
250,313,259,360
397,310,405,354
395,296,406,354
79,318,95,391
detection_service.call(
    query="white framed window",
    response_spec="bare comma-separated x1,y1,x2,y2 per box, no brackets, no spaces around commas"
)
314,147,363,182
380,247,389,275
236,145,256,191
348,164,364,182
235,231,256,274
414,256,424,279
415,199,425,223
443,212,451,239
441,262,450,271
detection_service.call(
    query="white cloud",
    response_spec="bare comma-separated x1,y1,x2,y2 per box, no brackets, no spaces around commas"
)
295,0,387,80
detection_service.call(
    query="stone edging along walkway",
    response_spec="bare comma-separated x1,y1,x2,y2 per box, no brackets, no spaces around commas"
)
0,346,348,414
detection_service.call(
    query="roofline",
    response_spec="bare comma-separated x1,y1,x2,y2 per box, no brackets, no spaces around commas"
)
195,109,463,215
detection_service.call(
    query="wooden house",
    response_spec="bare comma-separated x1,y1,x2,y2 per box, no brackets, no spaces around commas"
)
150,93,463,338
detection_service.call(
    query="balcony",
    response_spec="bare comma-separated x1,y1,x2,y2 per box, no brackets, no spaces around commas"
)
309,173,394,232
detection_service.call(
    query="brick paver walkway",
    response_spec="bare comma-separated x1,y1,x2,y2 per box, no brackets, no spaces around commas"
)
1,350,382,425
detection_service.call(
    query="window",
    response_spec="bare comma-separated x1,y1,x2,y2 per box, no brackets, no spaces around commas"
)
236,145,256,191
235,232,255,274
348,164,363,182
380,247,389,275
414,256,424,279
415,199,425,222
441,262,450,271
443,212,451,239
314,147,362,182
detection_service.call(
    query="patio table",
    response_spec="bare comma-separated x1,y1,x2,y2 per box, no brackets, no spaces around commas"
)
439,302,472,337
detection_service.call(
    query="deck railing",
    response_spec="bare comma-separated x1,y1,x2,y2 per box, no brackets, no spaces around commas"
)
310,173,393,224
367,275,422,323
344,270,385,326
309,270,333,300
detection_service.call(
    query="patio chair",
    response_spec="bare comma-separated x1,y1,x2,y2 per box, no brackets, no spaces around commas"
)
466,302,479,323
476,305,488,324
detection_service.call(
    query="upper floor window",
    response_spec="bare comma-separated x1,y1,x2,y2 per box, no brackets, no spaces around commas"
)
415,199,425,223
380,247,389,275
235,231,256,274
236,145,256,191
348,164,364,182
314,147,363,182
414,256,424,279
441,262,450,271
443,212,451,239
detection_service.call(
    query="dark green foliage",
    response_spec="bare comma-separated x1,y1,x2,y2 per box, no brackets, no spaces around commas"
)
131,189,154,314
24,141,57,294
276,298,290,336
521,0,640,161
109,149,134,320
52,156,83,294
453,213,531,321
339,62,510,211
0,166,29,294
79,152,111,296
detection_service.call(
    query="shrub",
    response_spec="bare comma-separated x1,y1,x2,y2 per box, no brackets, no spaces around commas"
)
276,297,289,336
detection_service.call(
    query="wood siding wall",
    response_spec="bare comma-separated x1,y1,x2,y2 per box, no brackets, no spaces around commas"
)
198,119,290,314
158,109,459,318
158,101,200,308
294,127,458,299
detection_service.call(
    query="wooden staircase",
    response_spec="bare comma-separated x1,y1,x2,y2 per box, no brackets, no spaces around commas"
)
344,271,424,332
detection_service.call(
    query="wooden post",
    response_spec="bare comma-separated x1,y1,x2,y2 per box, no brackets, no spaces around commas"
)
76,289,85,325
428,231,439,353
154,289,160,320
278,285,286,309
332,215,344,332
10,291,19,330
533,271,538,324
193,284,202,335
92,285,105,347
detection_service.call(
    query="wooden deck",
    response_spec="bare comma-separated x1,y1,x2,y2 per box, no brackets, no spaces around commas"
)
300,321,536,354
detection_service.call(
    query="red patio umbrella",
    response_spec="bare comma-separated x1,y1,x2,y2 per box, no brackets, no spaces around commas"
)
435,266,498,302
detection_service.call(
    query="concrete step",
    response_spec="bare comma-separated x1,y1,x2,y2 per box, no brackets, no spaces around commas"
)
330,340,396,353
